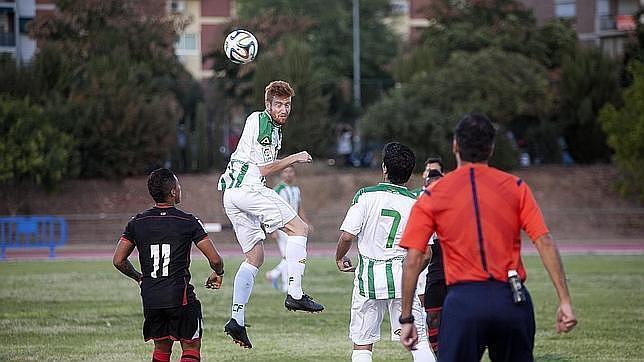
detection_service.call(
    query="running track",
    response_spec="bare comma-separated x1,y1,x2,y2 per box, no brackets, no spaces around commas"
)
2,241,644,261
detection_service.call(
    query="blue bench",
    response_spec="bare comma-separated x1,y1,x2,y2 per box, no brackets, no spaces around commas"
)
0,216,68,260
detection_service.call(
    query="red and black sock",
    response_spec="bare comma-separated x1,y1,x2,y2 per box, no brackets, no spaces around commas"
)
426,306,442,352
180,350,200,361
152,350,171,362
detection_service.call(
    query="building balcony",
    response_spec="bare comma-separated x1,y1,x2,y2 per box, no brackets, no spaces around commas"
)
0,32,16,47
599,14,637,32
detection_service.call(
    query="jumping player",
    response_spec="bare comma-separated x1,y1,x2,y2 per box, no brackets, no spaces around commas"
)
113,168,225,362
218,80,324,349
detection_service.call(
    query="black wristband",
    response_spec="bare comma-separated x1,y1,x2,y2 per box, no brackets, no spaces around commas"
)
398,315,415,324
215,269,224,277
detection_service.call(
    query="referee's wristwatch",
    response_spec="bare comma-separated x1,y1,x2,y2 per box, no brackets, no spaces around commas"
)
215,269,225,277
398,315,415,324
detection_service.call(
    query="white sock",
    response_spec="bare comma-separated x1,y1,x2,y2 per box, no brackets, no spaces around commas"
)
411,340,436,362
275,230,288,257
351,350,372,362
231,261,258,326
286,235,307,299
278,258,289,293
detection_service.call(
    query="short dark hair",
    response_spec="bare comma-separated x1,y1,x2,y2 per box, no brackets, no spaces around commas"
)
383,142,416,185
454,114,496,162
424,157,444,173
148,168,176,203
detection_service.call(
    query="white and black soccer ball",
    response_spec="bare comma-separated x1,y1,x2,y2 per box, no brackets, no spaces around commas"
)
223,29,258,64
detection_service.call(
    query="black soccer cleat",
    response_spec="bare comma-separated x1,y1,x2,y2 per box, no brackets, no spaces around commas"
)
224,318,252,349
284,294,325,313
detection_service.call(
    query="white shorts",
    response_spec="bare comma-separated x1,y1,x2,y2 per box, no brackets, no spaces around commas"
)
223,186,298,253
349,286,428,345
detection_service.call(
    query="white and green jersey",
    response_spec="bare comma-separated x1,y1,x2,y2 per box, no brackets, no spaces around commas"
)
274,182,301,211
340,183,417,299
218,111,282,190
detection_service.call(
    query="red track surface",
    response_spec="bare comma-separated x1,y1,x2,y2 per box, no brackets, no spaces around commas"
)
2,241,643,261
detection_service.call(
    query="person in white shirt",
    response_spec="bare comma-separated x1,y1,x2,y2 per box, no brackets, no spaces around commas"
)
335,142,436,362
218,81,324,349
265,166,312,293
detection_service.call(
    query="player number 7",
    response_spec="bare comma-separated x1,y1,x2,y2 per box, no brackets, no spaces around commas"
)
381,209,401,248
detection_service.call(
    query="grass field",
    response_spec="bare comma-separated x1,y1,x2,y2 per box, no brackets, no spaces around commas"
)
1,255,643,361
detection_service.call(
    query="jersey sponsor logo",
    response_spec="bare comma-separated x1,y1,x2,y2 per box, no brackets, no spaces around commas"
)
262,146,273,162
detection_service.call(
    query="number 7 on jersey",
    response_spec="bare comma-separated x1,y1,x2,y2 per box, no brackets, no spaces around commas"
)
381,209,401,248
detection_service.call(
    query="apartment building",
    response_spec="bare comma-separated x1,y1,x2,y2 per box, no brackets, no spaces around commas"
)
388,0,642,57
168,0,232,79
0,0,54,64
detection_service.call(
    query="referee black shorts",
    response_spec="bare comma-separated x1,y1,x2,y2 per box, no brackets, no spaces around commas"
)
439,281,535,361
143,300,203,342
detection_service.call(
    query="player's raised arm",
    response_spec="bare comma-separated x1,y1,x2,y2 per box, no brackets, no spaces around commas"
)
335,231,356,272
112,237,142,284
258,151,312,177
196,237,225,289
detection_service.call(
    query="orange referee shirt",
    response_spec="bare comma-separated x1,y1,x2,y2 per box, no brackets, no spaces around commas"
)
400,163,549,285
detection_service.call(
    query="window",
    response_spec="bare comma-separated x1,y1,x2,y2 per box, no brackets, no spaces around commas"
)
176,33,196,50
555,0,576,18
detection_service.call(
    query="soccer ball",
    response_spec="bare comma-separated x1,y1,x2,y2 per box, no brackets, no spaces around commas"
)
223,29,258,64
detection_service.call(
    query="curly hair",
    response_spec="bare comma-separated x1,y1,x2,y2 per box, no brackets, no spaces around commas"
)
383,142,416,185
147,168,177,203
265,80,295,103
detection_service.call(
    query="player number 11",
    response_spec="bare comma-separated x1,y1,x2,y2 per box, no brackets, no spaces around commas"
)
150,244,170,278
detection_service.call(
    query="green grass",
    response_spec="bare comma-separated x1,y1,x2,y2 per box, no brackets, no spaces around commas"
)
1,255,643,361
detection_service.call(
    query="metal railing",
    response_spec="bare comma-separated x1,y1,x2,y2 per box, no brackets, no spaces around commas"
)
0,216,68,259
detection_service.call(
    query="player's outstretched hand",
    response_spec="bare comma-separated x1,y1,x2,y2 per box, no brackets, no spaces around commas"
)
399,323,419,351
205,272,223,290
556,302,577,333
336,256,356,272
293,151,313,164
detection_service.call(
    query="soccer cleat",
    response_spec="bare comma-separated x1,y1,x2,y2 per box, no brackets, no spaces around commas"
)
224,318,252,349
284,294,325,313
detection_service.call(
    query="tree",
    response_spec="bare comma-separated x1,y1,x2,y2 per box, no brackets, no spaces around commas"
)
599,61,644,202
251,37,330,156
361,48,550,170
558,47,621,163
0,96,77,213
25,0,200,177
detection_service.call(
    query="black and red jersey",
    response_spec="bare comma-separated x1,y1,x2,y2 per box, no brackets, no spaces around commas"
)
120,206,208,309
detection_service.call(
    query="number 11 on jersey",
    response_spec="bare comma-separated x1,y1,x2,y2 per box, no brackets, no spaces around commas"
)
151,244,170,278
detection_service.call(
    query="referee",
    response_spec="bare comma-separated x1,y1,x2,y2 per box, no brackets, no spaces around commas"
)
397,114,577,361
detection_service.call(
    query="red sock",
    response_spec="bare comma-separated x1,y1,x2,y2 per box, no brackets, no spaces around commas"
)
152,350,171,362
180,350,200,361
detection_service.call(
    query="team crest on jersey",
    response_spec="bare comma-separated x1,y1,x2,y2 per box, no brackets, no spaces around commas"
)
259,136,271,146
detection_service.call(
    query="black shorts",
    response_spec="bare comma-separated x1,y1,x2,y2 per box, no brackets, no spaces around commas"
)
143,300,203,342
424,277,447,309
